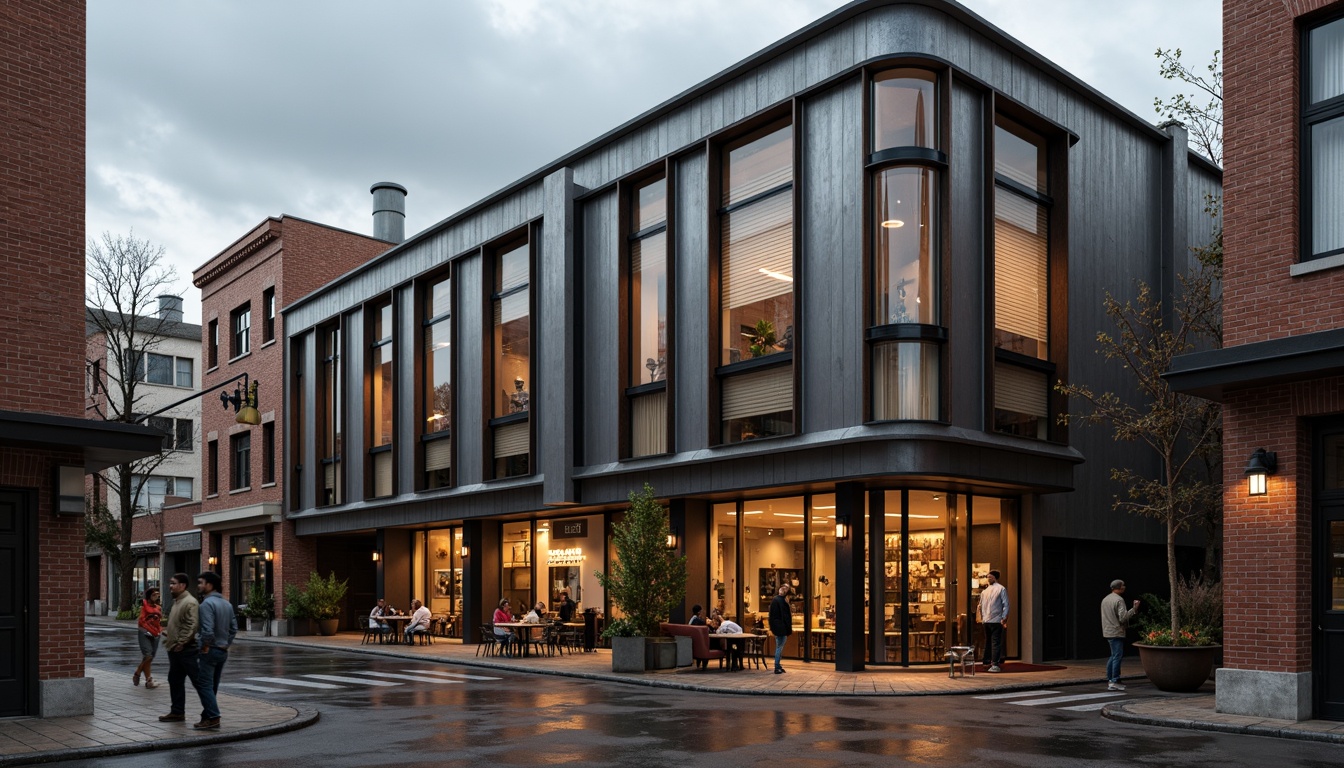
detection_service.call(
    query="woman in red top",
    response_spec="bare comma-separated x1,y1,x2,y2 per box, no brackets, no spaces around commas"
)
133,586,162,688
492,598,515,655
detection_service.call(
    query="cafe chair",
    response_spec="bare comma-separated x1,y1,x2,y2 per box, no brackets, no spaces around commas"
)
476,626,498,657
411,626,434,646
359,616,385,646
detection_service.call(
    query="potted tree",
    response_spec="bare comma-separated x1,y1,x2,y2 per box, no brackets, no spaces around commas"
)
308,571,349,636
239,581,273,635
597,484,687,673
1058,228,1223,692
282,580,315,636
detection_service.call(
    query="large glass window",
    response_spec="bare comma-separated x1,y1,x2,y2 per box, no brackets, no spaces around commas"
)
502,521,532,611
713,503,740,623
1308,16,1344,260
492,240,531,477
992,117,1053,440
629,176,670,457
369,302,393,498
232,533,267,608
423,527,463,625
869,69,944,422
319,324,342,505
719,122,795,443
423,275,452,489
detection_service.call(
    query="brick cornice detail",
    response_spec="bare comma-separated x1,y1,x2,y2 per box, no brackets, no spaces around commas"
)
193,231,278,288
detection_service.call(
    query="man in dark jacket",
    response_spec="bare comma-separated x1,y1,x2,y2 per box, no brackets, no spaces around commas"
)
768,583,793,674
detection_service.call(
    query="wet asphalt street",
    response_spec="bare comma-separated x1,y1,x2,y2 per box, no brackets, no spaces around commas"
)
64,625,1341,767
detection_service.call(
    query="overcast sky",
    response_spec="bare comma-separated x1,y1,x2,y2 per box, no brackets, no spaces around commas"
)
87,0,1221,324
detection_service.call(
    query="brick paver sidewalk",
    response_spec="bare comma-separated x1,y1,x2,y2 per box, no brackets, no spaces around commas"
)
0,666,316,766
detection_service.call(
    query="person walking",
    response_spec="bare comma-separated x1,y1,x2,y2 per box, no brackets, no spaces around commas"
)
768,583,793,675
1101,579,1141,691
193,571,237,730
133,586,163,688
158,573,200,723
977,570,1009,672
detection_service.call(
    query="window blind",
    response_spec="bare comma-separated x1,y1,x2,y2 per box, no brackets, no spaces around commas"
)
495,420,529,458
372,452,393,497
631,389,668,457
722,364,793,421
994,192,1048,354
994,363,1048,418
1312,116,1344,256
722,191,793,310
425,438,451,471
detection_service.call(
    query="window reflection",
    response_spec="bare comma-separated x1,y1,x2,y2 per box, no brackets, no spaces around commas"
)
872,69,938,151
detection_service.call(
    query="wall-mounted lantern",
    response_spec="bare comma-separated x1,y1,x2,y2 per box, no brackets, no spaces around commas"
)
1245,448,1277,496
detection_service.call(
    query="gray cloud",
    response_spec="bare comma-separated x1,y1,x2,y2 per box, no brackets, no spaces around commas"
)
88,0,1220,323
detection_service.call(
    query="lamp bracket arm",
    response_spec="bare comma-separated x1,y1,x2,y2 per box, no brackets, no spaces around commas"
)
133,372,250,423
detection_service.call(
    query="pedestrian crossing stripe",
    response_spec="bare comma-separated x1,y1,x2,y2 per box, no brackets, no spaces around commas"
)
349,671,463,684
1059,701,1115,712
245,676,344,690
301,674,401,686
1008,692,1125,707
972,691,1060,700
223,683,289,694
408,669,503,681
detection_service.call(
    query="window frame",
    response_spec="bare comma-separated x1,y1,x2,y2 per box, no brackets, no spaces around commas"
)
419,268,455,491
231,431,251,491
710,109,800,446
620,163,676,459
367,298,395,499
207,319,219,369
1302,11,1344,263
262,420,275,486
862,64,950,425
484,227,537,480
262,287,276,343
317,321,344,506
231,303,252,359
207,438,219,496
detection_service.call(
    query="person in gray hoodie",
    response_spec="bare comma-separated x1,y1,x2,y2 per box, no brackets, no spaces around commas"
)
1100,579,1141,691
193,571,237,730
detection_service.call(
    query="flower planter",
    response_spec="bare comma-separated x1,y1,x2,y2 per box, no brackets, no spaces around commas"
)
610,636,646,672
646,637,677,670
673,635,693,667
245,617,267,636
317,618,340,636
1134,643,1220,692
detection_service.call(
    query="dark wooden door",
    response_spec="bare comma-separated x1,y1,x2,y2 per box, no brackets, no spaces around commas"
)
1316,501,1344,721
1042,539,1072,661
0,489,32,716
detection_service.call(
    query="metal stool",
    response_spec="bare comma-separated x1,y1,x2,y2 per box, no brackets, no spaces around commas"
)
946,645,975,678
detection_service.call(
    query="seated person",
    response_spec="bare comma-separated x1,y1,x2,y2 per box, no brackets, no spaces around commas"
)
688,604,706,626
523,601,546,623
556,591,577,622
493,599,514,648
368,597,392,638
710,615,743,635
404,599,432,644
708,614,746,669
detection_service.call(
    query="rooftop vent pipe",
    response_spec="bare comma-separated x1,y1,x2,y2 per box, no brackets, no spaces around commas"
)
157,295,184,323
371,182,408,244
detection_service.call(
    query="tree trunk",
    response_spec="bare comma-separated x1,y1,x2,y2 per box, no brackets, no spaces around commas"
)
117,462,135,613
1168,516,1179,636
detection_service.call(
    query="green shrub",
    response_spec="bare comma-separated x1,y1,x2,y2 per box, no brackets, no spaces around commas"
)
595,484,686,638
115,609,135,621
284,571,348,621
601,617,638,639
239,581,274,620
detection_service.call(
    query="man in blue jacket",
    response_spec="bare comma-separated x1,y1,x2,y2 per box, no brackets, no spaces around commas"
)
768,583,793,674
193,571,237,730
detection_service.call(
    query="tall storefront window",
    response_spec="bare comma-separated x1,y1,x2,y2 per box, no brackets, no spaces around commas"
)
992,117,1053,439
713,503,739,622
537,516,600,613
423,274,452,489
492,240,531,477
232,533,267,605
319,324,342,505
629,175,669,457
719,122,794,443
869,69,943,422
369,301,393,498
502,522,532,611
421,528,462,627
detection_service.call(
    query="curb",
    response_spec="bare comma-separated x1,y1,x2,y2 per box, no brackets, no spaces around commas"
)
1101,701,1344,745
250,636,1133,697
0,707,320,767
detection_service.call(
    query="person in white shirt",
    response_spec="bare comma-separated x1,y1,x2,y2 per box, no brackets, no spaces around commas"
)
711,616,743,635
977,570,1009,672
709,615,746,670
522,601,546,623
369,598,392,640
404,599,432,644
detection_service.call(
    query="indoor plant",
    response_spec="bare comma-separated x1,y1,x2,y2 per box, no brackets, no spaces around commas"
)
597,484,687,672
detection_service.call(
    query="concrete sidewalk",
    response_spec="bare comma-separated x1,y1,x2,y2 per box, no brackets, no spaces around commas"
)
1104,695,1344,744
0,666,317,767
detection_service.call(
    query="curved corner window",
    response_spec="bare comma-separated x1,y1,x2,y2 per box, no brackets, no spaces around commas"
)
872,69,938,152
868,67,944,422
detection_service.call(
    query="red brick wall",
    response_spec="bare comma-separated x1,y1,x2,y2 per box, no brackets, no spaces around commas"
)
1222,0,1344,347
0,0,86,416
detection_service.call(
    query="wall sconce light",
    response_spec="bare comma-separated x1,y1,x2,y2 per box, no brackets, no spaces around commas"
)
460,545,470,559
835,515,849,540
1245,448,1277,496
207,555,218,568
55,465,85,515
263,550,275,562
372,551,382,562
220,374,261,426
666,529,679,550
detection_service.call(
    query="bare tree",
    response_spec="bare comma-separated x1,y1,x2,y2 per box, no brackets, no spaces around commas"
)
1154,48,1223,166
85,231,179,614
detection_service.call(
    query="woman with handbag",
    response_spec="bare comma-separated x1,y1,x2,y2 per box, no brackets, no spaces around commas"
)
133,586,163,689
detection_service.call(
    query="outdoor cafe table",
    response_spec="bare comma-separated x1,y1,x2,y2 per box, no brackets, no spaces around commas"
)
375,615,434,644
493,622,549,657
708,632,757,671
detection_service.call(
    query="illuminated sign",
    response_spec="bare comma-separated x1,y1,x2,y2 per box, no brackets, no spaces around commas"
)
551,518,588,539
548,547,586,565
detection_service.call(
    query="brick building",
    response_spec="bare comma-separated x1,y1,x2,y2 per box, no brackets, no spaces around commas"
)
0,0,161,717
1167,0,1344,722
191,210,394,619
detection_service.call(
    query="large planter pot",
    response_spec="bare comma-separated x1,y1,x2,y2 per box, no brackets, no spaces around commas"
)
286,618,314,636
245,617,267,635
673,635,693,667
646,637,677,670
317,618,340,636
1134,643,1221,692
611,636,646,672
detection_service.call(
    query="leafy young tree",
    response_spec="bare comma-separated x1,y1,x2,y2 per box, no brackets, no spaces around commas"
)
85,231,180,613
596,484,687,637
1154,48,1223,166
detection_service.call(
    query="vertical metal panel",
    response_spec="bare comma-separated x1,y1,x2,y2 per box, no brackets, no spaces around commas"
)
540,168,577,504
674,150,710,451
581,190,620,466
343,309,365,503
395,283,417,494
800,76,864,432
456,252,484,485
948,80,986,431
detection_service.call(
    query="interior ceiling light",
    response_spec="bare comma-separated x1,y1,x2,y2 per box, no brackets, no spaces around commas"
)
813,505,836,510
881,219,905,228
758,268,794,282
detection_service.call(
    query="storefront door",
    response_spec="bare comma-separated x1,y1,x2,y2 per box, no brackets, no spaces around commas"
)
1316,420,1344,720
0,489,32,716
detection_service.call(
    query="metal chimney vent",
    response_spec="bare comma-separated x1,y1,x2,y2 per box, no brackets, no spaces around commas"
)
371,182,408,244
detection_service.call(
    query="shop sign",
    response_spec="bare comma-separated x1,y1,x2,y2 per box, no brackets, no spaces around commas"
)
551,518,588,539
549,547,586,564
